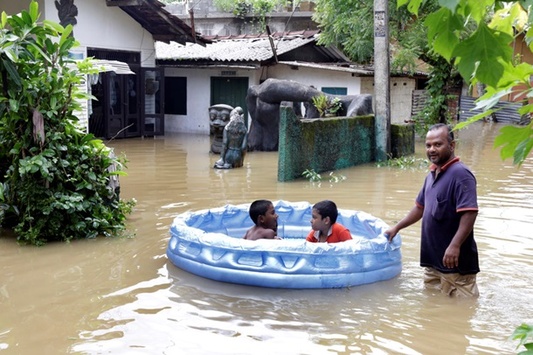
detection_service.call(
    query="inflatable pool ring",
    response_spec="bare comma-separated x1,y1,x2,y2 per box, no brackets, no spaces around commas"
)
167,200,402,289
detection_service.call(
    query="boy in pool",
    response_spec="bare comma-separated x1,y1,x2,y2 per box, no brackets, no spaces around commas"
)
243,200,280,240
306,200,352,243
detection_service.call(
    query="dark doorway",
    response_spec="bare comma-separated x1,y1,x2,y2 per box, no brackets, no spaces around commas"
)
88,49,148,139
90,71,141,139
141,67,165,136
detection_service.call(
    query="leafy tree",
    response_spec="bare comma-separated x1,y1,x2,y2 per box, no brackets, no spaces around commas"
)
0,2,135,245
313,0,462,133
213,0,287,32
400,0,533,166
312,0,436,67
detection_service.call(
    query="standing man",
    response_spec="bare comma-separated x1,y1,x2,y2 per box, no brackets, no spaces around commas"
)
385,123,480,297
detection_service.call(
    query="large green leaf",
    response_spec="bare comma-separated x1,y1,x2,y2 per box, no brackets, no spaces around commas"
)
425,8,462,61
513,136,533,165
464,0,494,23
454,109,496,130
495,61,533,89
494,124,533,165
453,23,514,86
1,57,22,87
474,86,514,111
1,11,7,29
29,1,39,23
490,2,528,34
398,0,423,14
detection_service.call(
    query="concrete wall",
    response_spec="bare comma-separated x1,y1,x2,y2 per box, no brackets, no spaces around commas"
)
361,76,416,125
391,124,415,158
277,106,415,181
165,3,317,36
278,106,375,182
74,0,156,66
1,0,46,17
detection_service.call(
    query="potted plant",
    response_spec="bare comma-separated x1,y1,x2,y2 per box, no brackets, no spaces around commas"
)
312,95,342,117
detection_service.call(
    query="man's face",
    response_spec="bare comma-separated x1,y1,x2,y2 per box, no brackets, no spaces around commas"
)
425,127,455,166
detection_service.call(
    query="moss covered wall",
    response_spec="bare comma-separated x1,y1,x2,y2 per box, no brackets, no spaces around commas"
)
278,106,375,181
277,106,415,182
391,124,415,158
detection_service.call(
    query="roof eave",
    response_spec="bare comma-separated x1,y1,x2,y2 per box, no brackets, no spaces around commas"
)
106,0,208,45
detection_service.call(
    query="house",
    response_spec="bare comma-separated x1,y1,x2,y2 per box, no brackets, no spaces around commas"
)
155,30,426,135
165,0,318,37
1,0,205,138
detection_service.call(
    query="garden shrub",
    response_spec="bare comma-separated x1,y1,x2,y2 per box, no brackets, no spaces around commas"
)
0,2,135,245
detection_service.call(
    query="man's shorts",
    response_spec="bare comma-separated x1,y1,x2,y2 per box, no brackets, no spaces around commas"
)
423,267,479,298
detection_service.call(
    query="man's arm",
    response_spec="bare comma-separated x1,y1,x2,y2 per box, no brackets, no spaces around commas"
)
385,205,424,242
443,210,478,268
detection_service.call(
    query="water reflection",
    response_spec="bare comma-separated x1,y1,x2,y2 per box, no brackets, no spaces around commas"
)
0,122,531,354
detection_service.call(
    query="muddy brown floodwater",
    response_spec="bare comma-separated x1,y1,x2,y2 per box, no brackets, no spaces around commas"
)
1,122,532,354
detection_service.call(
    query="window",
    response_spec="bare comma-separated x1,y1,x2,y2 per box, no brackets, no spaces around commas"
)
321,87,347,95
198,23,214,36
165,77,187,115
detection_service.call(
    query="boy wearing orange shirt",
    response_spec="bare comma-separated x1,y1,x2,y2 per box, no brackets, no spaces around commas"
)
306,200,352,243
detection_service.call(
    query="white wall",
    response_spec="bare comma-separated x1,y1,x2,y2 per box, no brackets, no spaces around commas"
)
73,0,156,66
270,65,362,95
164,67,261,134
361,77,415,125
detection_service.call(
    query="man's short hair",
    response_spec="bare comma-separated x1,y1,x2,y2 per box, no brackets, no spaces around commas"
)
428,123,454,142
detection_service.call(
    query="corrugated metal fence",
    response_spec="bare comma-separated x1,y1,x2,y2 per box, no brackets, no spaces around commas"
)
411,91,526,124
458,96,522,123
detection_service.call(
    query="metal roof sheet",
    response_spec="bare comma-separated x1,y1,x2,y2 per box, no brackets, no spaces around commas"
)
155,30,348,62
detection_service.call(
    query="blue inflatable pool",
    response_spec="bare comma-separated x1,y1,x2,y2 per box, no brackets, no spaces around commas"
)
167,200,402,289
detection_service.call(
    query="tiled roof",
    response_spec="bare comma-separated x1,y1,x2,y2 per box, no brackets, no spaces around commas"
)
155,30,345,62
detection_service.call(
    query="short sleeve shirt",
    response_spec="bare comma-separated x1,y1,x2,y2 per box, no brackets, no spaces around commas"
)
306,223,352,243
416,157,479,274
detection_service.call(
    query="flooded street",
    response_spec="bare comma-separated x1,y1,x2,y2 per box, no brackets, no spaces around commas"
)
1,122,532,354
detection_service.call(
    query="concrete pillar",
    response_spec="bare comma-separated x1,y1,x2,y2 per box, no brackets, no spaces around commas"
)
373,0,391,161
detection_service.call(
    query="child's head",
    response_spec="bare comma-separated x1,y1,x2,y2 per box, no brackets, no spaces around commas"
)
312,200,338,224
249,200,278,230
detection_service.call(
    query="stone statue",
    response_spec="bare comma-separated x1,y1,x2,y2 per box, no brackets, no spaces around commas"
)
209,104,233,153
246,78,373,151
55,0,78,28
214,107,248,169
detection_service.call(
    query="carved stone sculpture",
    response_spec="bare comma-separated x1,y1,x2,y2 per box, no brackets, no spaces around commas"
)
55,0,78,28
214,107,248,169
209,104,233,153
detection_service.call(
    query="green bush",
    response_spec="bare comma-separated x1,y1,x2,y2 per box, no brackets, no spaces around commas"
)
0,2,135,245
